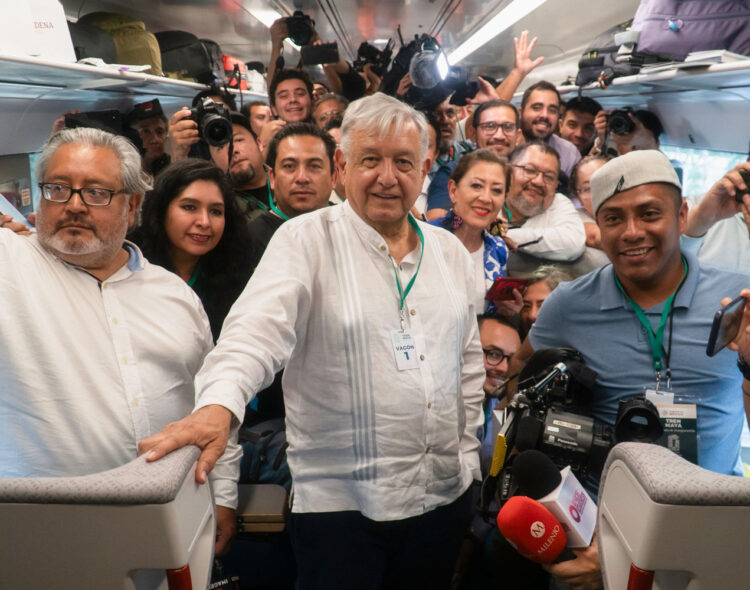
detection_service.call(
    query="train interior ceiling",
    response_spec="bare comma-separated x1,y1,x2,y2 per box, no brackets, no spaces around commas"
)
2,0,750,180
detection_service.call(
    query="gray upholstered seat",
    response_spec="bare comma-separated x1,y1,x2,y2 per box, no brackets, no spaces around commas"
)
598,442,750,590
599,442,750,506
0,445,200,505
0,446,215,589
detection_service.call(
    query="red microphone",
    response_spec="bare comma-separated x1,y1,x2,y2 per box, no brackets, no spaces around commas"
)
496,496,568,564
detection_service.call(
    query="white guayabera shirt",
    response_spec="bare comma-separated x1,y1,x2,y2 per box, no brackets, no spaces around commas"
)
196,200,485,521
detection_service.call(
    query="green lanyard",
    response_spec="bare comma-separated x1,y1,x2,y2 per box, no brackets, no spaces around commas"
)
388,215,425,331
436,146,457,167
267,178,290,221
614,256,688,388
187,260,202,287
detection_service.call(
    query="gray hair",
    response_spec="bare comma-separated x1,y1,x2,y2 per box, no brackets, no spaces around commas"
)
36,127,152,196
528,265,574,291
314,92,349,111
340,93,429,161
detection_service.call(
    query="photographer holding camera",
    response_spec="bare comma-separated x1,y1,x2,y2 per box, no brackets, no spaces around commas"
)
507,149,750,589
169,99,269,220
591,107,662,156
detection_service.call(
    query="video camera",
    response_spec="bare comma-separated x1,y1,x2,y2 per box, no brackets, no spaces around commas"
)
380,33,479,112
487,348,663,509
353,41,394,77
189,97,232,147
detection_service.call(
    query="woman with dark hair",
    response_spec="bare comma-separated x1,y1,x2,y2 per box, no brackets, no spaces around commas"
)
429,148,512,314
130,158,253,340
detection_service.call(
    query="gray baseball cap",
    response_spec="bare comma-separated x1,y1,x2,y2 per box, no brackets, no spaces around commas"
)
590,150,681,215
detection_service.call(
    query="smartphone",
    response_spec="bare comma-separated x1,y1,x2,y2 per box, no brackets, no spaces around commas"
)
300,42,340,66
706,295,747,357
735,169,750,203
486,277,530,302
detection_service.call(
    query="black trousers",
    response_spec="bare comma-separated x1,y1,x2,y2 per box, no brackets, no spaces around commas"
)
289,487,473,590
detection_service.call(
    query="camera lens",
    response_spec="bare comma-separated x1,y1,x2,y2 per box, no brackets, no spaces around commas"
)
615,397,662,443
609,109,635,135
201,114,233,147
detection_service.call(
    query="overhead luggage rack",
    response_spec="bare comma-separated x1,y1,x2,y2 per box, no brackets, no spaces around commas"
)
0,52,266,156
513,58,750,153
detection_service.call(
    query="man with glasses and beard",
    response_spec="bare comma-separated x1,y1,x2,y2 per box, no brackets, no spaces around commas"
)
0,127,241,555
504,142,586,272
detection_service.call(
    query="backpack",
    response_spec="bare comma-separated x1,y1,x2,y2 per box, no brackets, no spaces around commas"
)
156,31,225,85
78,12,162,75
238,417,291,491
67,20,117,63
632,0,750,60
575,20,667,87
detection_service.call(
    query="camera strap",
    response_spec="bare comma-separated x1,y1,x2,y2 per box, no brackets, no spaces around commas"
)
614,256,688,390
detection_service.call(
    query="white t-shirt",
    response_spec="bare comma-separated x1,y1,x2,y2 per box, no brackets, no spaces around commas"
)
471,246,486,312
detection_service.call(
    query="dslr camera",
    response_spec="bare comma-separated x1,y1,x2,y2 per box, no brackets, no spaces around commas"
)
285,10,315,46
189,98,232,147
608,106,636,135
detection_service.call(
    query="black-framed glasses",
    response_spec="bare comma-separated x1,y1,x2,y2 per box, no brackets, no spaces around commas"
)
477,121,516,135
483,348,512,366
39,183,127,207
512,164,558,186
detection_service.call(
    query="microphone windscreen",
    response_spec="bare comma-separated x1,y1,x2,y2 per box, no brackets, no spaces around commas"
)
512,450,562,499
497,496,567,564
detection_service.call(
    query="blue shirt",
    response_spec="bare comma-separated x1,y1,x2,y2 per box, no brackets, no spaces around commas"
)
426,160,458,212
529,251,747,476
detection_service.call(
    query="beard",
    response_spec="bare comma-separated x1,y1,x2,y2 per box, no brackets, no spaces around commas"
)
522,117,553,141
508,191,546,218
36,204,129,266
229,162,257,188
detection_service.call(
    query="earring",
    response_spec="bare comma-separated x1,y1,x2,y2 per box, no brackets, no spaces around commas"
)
451,210,463,230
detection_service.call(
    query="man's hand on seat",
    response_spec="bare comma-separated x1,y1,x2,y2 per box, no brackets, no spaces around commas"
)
138,404,234,483
543,534,603,590
215,505,237,556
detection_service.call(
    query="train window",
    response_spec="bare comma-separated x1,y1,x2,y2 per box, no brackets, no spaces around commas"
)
661,145,747,197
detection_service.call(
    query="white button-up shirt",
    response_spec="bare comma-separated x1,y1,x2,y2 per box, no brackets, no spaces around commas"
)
0,232,240,508
195,201,484,521
506,192,587,261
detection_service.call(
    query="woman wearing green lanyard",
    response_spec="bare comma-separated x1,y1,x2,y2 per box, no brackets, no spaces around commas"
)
131,158,253,341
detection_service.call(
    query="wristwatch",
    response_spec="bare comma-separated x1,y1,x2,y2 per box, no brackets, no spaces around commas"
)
738,355,750,380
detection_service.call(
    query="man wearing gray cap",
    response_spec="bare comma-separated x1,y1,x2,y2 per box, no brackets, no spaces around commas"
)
508,150,750,589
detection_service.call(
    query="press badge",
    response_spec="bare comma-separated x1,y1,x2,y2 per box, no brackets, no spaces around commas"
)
391,330,419,371
644,388,698,464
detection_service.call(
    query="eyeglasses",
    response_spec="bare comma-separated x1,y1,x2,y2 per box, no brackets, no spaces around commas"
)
512,164,558,186
477,121,516,135
483,348,513,366
39,183,127,207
